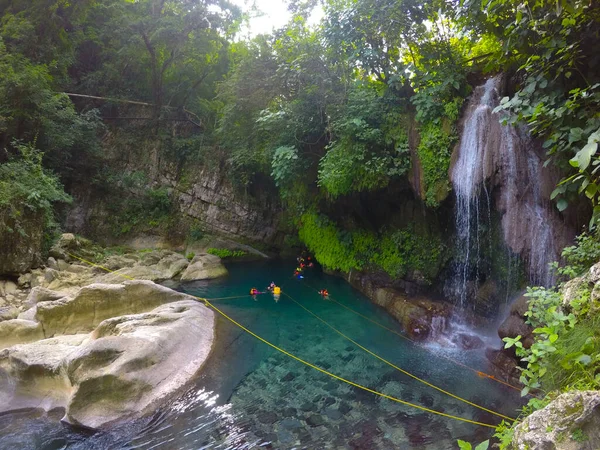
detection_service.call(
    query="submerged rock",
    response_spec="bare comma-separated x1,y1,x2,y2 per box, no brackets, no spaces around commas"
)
0,299,214,429
511,390,600,450
452,333,485,350
180,254,228,282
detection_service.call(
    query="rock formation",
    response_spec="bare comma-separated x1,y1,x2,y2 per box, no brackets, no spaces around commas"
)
511,390,600,450
0,281,215,429
180,253,229,282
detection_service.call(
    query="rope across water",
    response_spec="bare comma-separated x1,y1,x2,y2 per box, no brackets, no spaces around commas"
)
298,278,524,393
66,252,509,429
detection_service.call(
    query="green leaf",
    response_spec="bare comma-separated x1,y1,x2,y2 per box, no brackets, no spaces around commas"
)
457,440,472,450
557,199,569,211
549,334,558,343
585,183,598,199
475,440,490,450
576,354,592,365
570,142,598,171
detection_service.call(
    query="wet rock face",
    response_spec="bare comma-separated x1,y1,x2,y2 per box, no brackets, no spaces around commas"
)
485,348,521,387
498,294,534,349
511,390,600,450
347,270,452,340
65,157,282,248
372,288,451,341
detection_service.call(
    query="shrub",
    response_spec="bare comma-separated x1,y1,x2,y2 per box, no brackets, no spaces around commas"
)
416,122,457,207
297,211,445,281
0,142,71,248
206,248,247,258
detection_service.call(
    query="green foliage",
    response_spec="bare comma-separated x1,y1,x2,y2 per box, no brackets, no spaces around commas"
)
496,229,600,447
188,223,205,242
298,212,358,273
551,232,600,279
0,142,71,245
0,38,102,183
417,122,458,207
571,428,587,443
298,211,445,280
271,146,304,187
480,0,600,225
457,440,489,450
206,248,247,258
493,420,516,450
503,276,600,398
318,85,411,198
106,186,174,236
185,252,195,261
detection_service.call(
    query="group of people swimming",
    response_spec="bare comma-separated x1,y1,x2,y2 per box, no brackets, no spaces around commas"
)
248,253,328,300
249,281,281,297
293,254,314,279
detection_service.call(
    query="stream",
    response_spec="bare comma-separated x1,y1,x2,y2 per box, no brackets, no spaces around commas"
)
0,260,523,449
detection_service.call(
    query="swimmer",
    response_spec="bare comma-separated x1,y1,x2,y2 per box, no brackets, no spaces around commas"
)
319,289,329,297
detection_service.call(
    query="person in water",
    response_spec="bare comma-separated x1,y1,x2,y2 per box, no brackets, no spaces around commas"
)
267,281,275,291
319,289,329,297
249,288,260,295
272,285,281,303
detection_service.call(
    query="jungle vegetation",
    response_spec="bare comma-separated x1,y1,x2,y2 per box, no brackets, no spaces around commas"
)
1,0,598,279
1,0,600,442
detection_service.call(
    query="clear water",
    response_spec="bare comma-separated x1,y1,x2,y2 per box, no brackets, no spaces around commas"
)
0,260,523,449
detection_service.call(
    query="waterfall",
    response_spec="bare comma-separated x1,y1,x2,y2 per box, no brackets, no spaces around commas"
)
429,316,447,341
449,75,567,307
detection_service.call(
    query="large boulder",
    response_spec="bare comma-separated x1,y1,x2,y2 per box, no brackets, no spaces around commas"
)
35,280,194,337
511,390,600,450
0,319,44,349
180,254,228,282
95,252,189,284
0,300,215,429
48,233,96,261
498,294,534,349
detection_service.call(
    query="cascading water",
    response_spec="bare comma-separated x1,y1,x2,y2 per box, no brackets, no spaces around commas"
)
450,78,498,307
449,75,569,308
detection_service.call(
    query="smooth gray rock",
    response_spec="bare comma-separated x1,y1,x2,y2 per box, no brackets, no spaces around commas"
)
36,280,194,337
511,390,600,450
0,319,44,349
180,254,228,282
0,306,19,322
0,300,215,429
25,287,65,307
47,257,59,271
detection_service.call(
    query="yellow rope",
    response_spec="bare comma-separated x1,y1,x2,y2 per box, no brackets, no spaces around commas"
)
301,279,523,393
282,291,515,422
66,252,500,429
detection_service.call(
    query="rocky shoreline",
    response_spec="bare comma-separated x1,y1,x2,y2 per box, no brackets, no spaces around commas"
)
0,234,227,429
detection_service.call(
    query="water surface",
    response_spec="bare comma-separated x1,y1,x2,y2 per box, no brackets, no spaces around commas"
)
0,260,522,449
